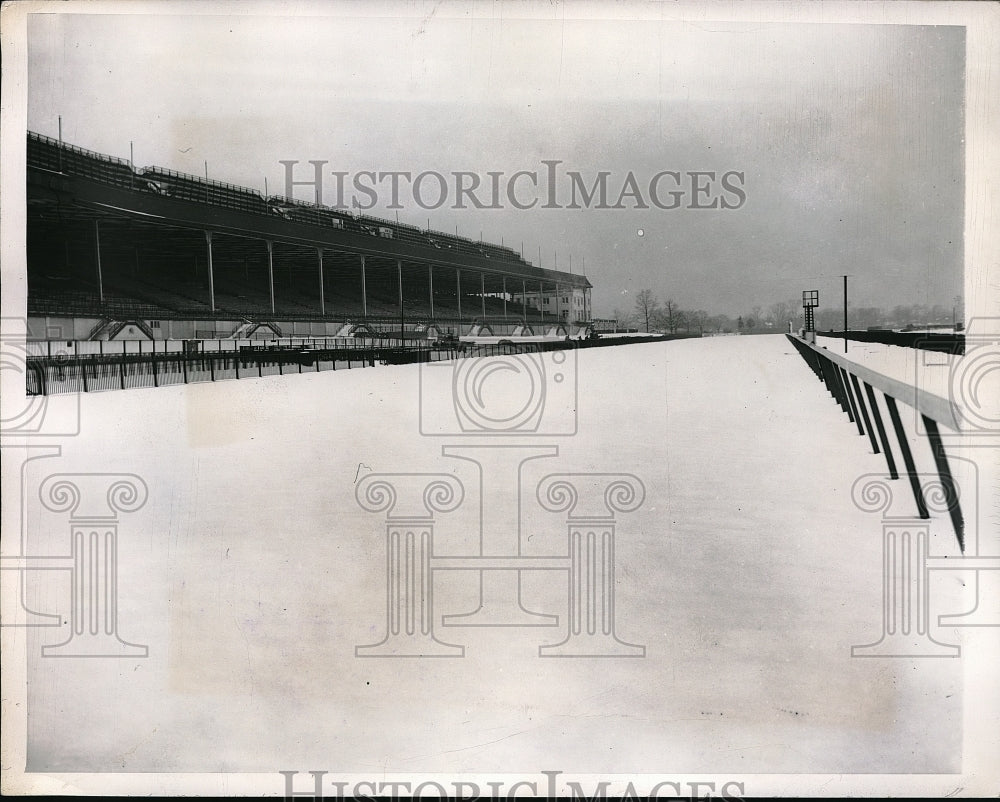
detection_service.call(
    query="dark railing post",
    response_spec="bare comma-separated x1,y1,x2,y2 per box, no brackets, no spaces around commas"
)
849,373,878,453
884,395,929,519
120,356,126,390
836,366,856,424
840,367,864,435
821,358,846,412
863,384,898,482
921,416,965,551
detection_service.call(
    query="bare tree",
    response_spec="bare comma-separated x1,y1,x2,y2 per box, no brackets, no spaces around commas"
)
634,289,660,333
768,300,795,330
691,309,709,334
661,298,679,333
612,307,635,331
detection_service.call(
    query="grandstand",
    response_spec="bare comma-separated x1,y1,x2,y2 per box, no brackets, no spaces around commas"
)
25,131,592,341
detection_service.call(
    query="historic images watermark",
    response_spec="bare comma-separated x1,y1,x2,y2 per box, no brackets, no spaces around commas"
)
279,769,746,800
850,317,1000,656
915,316,1000,441
0,317,80,439
282,160,747,211
353,346,649,658
0,470,150,658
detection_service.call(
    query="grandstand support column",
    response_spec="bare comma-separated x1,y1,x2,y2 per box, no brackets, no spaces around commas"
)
456,268,463,323
555,282,560,320
397,260,404,335
428,264,435,319
522,280,527,320
538,281,544,325
480,272,486,318
503,276,508,321
265,240,275,314
360,254,368,318
93,220,104,305
204,230,216,312
317,248,326,315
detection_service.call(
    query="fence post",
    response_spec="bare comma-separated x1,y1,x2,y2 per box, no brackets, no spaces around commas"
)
883,395,929,519
119,355,126,390
864,382,898,479
921,416,965,551
840,367,864,435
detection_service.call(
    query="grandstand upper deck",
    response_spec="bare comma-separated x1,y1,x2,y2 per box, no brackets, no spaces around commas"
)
26,131,587,290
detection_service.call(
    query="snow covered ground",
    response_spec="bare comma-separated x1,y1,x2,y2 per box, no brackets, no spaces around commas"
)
8,334,989,779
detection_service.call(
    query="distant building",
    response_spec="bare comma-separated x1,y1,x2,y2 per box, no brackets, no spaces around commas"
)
510,285,590,322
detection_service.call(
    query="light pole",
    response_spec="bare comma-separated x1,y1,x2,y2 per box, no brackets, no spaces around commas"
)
842,274,849,353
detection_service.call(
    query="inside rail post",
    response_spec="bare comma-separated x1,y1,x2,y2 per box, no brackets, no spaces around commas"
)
863,382,897,477
849,373,879,454
833,365,853,420
884,395,929,519
921,416,965,551
840,367,864,435
821,358,846,411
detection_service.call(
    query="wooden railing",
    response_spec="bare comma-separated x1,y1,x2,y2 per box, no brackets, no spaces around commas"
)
786,333,965,550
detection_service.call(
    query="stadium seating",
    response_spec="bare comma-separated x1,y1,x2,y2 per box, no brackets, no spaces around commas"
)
138,168,269,215
27,131,585,331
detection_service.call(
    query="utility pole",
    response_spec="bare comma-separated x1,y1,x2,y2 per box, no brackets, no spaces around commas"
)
842,274,849,353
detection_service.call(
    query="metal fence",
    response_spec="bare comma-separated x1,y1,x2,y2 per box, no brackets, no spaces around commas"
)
24,334,654,399
816,329,964,354
786,333,965,550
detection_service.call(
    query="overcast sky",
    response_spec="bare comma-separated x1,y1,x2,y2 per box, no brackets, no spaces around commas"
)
27,5,965,318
